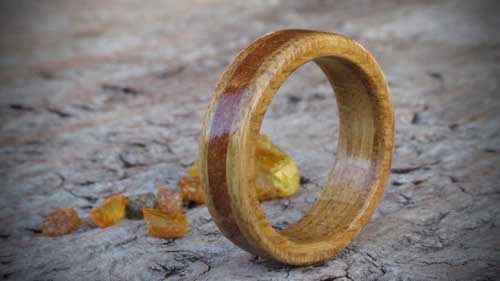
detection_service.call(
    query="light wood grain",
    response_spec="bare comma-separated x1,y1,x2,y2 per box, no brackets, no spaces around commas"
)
199,29,394,265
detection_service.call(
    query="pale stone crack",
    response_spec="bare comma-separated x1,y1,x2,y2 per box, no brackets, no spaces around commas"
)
119,153,148,168
420,258,499,268
194,263,212,281
157,250,212,281
2,271,16,280
152,140,174,154
101,83,142,96
144,119,174,129
55,173,98,203
457,184,472,195
158,239,176,247
399,193,415,207
24,227,42,234
391,160,440,174
46,106,73,118
9,104,35,112
113,236,137,247
194,228,219,239
154,65,185,80
149,262,185,280
320,277,348,281
198,217,213,224
413,211,450,227
60,186,99,203
43,266,70,274
364,252,387,276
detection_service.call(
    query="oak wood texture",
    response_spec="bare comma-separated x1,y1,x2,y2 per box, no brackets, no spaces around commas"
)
199,29,394,265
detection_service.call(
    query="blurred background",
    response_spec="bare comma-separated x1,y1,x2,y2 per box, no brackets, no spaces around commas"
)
1,1,499,280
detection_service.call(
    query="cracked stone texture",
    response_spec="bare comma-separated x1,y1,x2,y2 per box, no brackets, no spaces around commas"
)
1,0,499,280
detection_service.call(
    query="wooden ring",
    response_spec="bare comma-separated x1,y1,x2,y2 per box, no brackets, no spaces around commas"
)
199,29,394,265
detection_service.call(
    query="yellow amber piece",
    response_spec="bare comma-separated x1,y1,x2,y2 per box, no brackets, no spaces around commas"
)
179,161,205,204
157,187,183,214
254,134,300,201
90,194,126,228
186,160,199,177
143,208,188,238
42,208,81,237
183,134,300,202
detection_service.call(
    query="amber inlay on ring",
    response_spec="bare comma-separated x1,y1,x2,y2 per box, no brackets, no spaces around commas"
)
199,29,394,265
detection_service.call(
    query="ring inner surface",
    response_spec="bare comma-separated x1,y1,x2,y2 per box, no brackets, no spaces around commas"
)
276,55,379,244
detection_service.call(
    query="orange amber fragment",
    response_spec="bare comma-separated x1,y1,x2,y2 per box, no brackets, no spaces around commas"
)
143,208,188,238
90,194,126,228
157,187,183,214
179,161,205,204
42,208,81,237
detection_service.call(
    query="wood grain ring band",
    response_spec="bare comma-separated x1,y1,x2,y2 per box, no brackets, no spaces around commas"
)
199,29,394,265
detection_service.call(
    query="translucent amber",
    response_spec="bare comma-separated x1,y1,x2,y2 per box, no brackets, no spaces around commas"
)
254,134,300,201
42,208,81,237
179,161,205,204
90,194,126,228
143,208,188,238
184,134,300,202
157,187,183,214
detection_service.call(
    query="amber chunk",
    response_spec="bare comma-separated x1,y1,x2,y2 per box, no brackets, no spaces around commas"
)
143,208,188,238
90,194,126,228
42,208,81,237
254,134,300,201
179,161,205,204
157,187,183,214
184,134,300,202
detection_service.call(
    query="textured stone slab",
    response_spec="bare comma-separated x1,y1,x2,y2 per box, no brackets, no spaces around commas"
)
0,0,499,280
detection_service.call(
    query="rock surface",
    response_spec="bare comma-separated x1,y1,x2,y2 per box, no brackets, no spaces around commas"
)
0,0,499,280
126,192,157,220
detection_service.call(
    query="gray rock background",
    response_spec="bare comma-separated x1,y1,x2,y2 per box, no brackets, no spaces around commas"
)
1,0,499,280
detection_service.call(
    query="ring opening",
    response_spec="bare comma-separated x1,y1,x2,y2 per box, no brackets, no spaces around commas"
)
267,55,379,244
260,61,337,232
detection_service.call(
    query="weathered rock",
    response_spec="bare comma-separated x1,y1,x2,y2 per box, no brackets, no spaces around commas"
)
126,192,157,220
0,0,499,280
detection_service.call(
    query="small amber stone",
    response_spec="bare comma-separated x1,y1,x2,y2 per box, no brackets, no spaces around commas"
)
184,134,300,202
90,194,126,228
254,134,300,201
143,208,188,238
179,162,205,204
42,208,81,237
157,187,183,214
